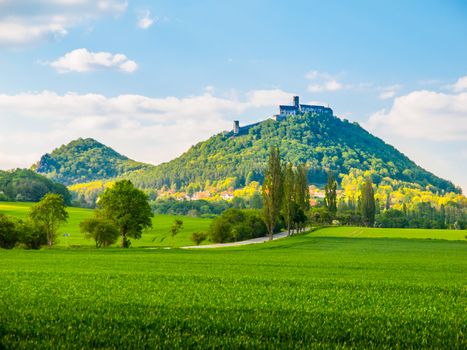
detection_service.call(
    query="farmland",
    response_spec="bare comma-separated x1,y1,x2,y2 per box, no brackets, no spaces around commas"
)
1,233,466,348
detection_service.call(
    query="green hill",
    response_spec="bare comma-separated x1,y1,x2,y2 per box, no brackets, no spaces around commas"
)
126,111,458,193
32,138,150,185
0,169,71,204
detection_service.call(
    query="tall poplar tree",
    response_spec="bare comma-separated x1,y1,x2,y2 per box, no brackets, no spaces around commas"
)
281,162,295,235
324,171,337,218
360,178,376,227
262,147,283,240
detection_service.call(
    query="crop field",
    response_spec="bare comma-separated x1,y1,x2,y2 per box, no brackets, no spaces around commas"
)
313,226,467,241
0,202,212,247
1,233,466,349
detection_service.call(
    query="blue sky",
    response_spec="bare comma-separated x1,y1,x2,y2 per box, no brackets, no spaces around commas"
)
0,0,466,191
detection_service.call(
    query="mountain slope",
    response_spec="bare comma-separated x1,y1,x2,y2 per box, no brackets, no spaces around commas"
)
32,138,151,185
125,111,458,193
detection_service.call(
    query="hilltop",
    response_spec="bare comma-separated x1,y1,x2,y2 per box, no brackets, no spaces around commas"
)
125,105,458,194
32,138,150,185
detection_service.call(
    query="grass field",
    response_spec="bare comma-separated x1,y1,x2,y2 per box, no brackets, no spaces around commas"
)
0,202,212,247
1,234,466,348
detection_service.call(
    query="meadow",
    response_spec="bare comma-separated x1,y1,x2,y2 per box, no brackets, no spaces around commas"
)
0,233,466,348
0,202,212,247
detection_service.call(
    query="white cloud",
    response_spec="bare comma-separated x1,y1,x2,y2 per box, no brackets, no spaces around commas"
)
306,70,346,93
366,90,467,141
0,0,127,46
246,89,294,107
49,48,138,73
378,84,402,100
0,89,291,169
451,75,467,92
137,10,156,29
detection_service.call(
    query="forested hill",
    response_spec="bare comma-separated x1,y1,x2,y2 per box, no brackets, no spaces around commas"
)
32,138,150,185
125,111,458,193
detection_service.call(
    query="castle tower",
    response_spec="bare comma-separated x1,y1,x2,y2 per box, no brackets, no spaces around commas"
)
233,120,240,134
293,96,300,110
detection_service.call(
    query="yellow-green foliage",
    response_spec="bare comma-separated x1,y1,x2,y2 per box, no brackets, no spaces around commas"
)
340,168,467,211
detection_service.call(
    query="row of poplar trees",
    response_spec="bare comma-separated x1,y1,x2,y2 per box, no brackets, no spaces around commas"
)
324,172,376,227
262,147,310,240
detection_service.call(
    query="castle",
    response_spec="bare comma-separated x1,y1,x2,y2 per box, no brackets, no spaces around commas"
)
272,96,332,121
233,96,332,134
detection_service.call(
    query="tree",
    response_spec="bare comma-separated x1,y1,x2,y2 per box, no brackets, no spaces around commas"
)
0,214,18,249
98,180,153,248
281,163,295,235
29,193,68,247
324,171,337,218
360,178,376,227
170,219,184,237
249,192,263,209
80,218,119,248
262,147,283,240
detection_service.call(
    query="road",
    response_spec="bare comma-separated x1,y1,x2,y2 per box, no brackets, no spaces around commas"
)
181,230,293,249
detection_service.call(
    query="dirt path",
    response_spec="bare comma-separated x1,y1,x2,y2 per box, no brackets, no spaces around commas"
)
181,230,294,249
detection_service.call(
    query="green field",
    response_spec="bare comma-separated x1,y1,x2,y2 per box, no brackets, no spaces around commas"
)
1,202,466,348
1,233,466,348
0,202,212,247
313,226,467,241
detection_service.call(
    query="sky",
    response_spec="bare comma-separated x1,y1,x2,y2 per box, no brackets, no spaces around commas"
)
0,0,466,192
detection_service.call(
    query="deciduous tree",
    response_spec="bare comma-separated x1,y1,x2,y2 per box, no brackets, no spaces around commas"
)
29,193,68,247
98,180,153,248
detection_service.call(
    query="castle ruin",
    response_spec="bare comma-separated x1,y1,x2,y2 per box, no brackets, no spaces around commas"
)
232,96,332,134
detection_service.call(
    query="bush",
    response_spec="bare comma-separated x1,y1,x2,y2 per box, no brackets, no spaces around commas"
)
209,208,267,243
191,232,207,245
16,219,47,249
0,214,48,250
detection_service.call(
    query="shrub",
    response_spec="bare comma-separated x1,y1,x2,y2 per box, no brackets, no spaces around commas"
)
191,232,207,245
0,215,18,249
209,208,267,243
80,218,120,248
16,219,47,249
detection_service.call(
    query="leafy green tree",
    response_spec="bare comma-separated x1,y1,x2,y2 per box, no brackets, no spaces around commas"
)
98,180,153,248
282,163,295,235
0,215,18,249
360,178,376,227
29,193,68,247
80,218,119,248
262,147,283,240
324,171,337,218
170,219,184,237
